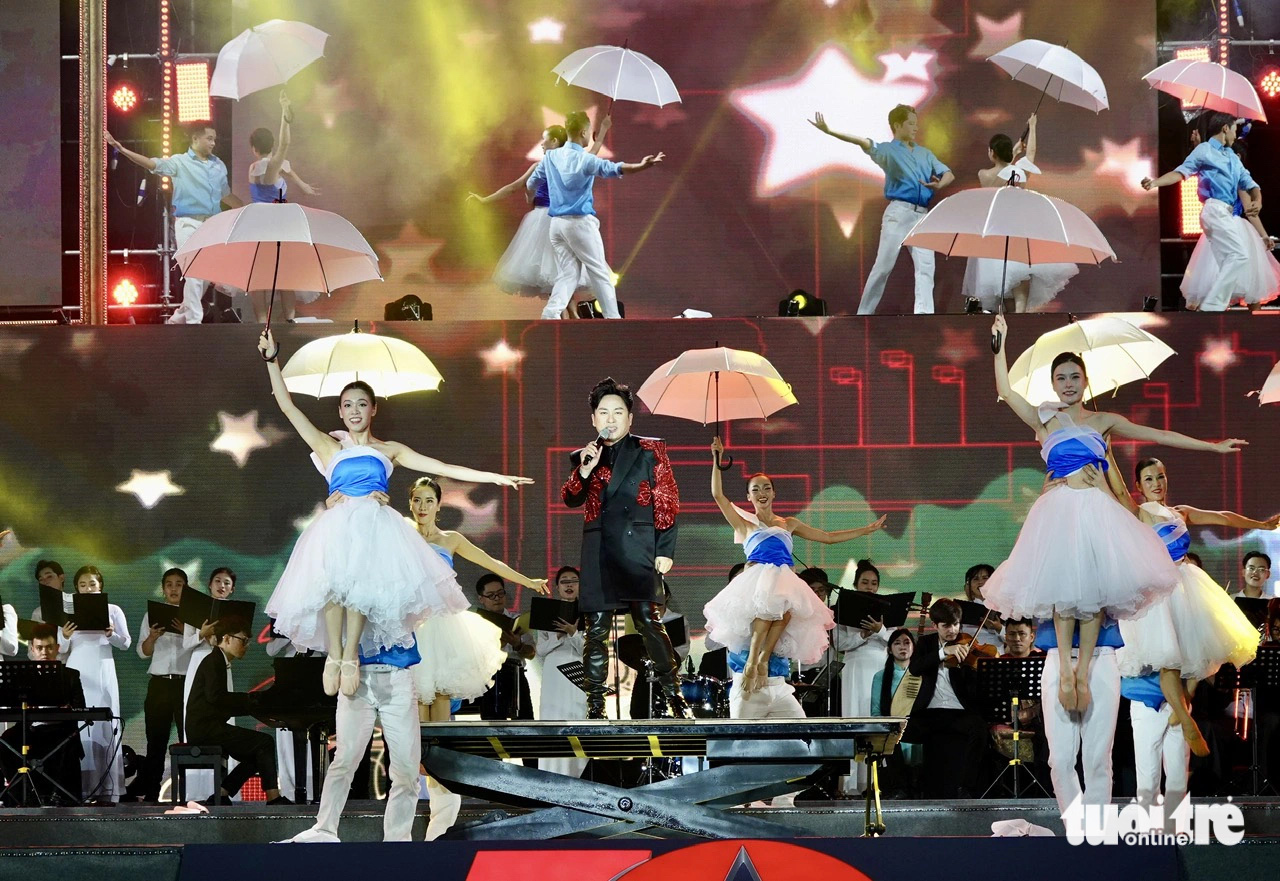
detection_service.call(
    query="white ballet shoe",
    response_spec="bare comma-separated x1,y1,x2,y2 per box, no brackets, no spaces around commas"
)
425,777,462,841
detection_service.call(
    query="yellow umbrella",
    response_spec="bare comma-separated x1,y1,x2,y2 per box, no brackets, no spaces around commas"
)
282,323,442,398
1008,316,1175,404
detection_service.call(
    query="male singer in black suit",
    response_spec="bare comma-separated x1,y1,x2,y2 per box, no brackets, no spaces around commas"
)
903,597,988,798
562,377,689,719
0,624,86,805
185,618,288,804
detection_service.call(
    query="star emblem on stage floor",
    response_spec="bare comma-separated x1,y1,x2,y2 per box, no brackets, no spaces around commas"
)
209,410,274,467
479,339,526,376
723,847,764,881
968,12,1024,59
730,45,938,198
116,470,185,509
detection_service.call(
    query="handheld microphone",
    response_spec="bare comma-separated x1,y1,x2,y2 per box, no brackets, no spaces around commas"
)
582,426,613,468
136,176,147,205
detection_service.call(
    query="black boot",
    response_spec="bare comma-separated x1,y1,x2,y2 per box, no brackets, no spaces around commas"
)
630,602,691,719
583,611,612,720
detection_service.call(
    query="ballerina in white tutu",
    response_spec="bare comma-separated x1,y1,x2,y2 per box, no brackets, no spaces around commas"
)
983,314,1246,714
257,330,532,698
962,114,1078,313
1111,457,1273,755
702,437,886,698
467,118,607,317
406,476,549,721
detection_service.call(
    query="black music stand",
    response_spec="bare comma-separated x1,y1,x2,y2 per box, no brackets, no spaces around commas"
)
975,655,1049,798
0,662,86,806
556,662,616,697
1234,646,1280,796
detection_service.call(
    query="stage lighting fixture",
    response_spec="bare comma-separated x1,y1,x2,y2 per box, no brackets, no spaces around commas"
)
575,299,626,319
110,83,139,112
1261,70,1280,100
175,60,211,124
964,297,983,314
384,294,432,321
1180,176,1202,236
777,289,826,316
1143,296,1158,312
112,278,140,306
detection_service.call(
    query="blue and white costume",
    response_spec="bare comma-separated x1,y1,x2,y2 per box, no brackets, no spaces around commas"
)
702,526,834,666
267,433,466,655
983,408,1179,621
247,157,321,304
492,177,584,295
1118,502,1259,680
412,542,507,701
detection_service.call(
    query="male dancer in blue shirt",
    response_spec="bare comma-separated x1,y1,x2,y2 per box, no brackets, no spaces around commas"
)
527,111,664,319
1142,111,1264,311
811,104,953,314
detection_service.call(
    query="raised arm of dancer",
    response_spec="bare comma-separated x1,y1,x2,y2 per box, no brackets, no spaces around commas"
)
808,113,872,151
588,114,612,155
386,443,532,488
282,167,320,197
467,163,538,204
1176,505,1280,531
1093,411,1246,454
790,515,888,545
741,612,791,695
618,152,664,175
263,92,293,186
104,130,157,171
1141,170,1187,190
710,437,755,533
257,330,340,459
991,315,1041,430
1021,113,1037,165
444,532,549,594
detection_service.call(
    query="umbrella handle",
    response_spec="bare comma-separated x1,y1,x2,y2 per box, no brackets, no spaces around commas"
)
716,450,734,472
990,329,1003,355
262,240,282,335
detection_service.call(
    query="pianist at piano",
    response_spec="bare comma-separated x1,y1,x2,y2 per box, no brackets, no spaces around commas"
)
0,624,85,806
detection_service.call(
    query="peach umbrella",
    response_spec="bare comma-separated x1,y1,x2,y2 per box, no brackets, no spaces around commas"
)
1142,58,1267,122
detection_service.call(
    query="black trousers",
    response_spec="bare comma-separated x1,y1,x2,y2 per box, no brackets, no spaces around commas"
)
910,707,987,799
190,723,278,795
584,603,678,714
131,674,184,800
478,659,534,721
0,724,82,805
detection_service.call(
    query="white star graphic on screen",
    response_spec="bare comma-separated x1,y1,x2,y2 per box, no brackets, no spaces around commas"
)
1088,138,1153,194
162,558,202,586
0,529,24,569
880,51,935,83
293,501,327,533
439,480,501,538
479,339,526,376
968,12,1023,59
1201,337,1238,373
210,410,273,467
116,470,185,508
527,106,614,160
730,45,937,197
528,17,566,44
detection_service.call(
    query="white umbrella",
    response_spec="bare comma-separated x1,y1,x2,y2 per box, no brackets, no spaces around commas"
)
1142,58,1267,122
282,325,443,398
210,19,329,100
1007,317,1176,404
988,40,1109,114
1249,361,1280,406
553,45,681,108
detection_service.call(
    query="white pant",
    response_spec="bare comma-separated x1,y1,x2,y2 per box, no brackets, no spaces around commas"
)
171,216,210,324
1042,648,1120,815
1130,700,1189,818
857,200,935,315
1197,198,1252,312
309,666,421,842
730,673,806,720
544,215,620,319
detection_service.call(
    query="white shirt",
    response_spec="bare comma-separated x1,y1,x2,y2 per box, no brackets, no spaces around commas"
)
0,604,17,658
137,607,195,676
928,645,964,711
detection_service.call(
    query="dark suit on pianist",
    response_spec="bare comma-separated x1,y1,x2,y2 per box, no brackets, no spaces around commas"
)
562,433,681,715
185,647,278,795
902,632,987,798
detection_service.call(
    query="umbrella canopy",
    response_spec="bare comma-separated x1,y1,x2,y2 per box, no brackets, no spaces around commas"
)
553,45,681,107
174,202,380,293
1142,58,1267,122
1250,361,1280,406
1008,317,1176,404
637,347,796,425
210,19,329,100
282,328,443,398
988,40,1109,113
902,186,1116,265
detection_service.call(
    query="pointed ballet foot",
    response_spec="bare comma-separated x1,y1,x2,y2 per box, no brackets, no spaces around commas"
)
1183,720,1211,757
339,659,360,696
322,657,341,697
1058,674,1078,714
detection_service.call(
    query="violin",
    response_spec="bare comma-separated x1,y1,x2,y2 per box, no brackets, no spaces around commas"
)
943,631,999,669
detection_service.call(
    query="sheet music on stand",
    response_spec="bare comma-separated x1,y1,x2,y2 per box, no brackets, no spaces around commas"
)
802,659,844,691
556,662,617,697
1238,645,1280,691
0,661,71,707
975,656,1045,725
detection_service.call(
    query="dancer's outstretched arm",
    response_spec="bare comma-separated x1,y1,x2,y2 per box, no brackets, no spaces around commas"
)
1177,505,1280,531
467,163,538,204
1093,411,1246,453
444,532,548,594
991,315,1041,431
587,115,612,155
257,330,340,459
809,112,872,151
387,443,532,488
790,515,887,545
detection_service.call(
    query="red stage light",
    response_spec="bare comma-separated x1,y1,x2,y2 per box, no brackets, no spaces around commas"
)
112,278,140,306
1261,70,1280,99
110,84,139,112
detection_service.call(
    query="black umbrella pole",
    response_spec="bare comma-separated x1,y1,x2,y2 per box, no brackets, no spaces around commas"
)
263,240,281,337
991,241,1010,354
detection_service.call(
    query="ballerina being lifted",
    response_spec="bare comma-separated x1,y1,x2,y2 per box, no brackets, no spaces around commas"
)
256,329,532,697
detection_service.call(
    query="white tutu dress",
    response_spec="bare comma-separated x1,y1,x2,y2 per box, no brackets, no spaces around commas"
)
413,542,507,700
702,526,835,665
982,408,1179,621
961,257,1078,311
1117,503,1260,680
492,180,588,294
266,435,468,654
1180,213,1280,308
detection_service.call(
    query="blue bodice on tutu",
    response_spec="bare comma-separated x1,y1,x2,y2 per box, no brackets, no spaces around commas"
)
325,447,392,496
359,638,421,669
728,648,789,676
1153,519,1191,563
744,527,794,566
531,178,550,209
428,543,454,566
249,180,284,204
1041,427,1108,479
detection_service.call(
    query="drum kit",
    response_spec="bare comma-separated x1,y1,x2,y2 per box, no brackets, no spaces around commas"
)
678,674,729,718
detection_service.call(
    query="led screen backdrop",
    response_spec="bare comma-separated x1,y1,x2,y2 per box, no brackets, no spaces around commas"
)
224,0,1159,321
0,314,1277,753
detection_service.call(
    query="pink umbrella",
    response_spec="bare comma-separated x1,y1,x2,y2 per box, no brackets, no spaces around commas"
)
174,202,381,329
1142,58,1267,122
